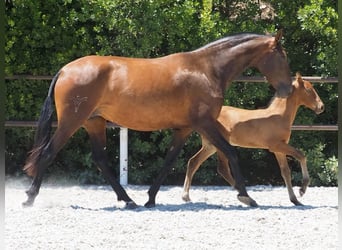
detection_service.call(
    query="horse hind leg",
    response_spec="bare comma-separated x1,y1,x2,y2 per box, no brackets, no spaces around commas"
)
83,117,137,209
22,143,54,207
22,127,76,207
145,128,192,208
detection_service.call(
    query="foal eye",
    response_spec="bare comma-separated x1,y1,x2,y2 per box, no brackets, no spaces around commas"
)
304,87,312,94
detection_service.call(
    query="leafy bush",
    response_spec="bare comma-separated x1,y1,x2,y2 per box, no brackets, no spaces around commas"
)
306,144,338,186
5,0,337,186
291,143,338,187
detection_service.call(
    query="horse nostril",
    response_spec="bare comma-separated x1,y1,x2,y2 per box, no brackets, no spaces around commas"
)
317,104,324,113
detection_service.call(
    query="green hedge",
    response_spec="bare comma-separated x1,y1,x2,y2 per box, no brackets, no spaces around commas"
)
5,0,337,186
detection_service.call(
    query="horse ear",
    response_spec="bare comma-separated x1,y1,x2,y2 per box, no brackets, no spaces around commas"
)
275,29,283,44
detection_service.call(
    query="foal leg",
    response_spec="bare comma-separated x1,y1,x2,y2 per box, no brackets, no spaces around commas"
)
195,120,257,207
287,147,309,196
145,128,192,208
274,152,303,206
271,143,310,196
83,117,137,209
216,150,235,187
182,136,216,202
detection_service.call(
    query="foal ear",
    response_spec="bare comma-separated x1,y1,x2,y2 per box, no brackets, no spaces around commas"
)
275,29,283,44
295,72,304,85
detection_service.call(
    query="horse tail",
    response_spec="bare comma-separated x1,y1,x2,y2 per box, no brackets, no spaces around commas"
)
23,71,60,177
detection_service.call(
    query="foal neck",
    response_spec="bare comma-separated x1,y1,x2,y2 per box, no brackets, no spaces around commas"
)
268,89,300,124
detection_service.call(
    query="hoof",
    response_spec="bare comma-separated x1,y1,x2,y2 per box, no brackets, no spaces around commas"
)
23,190,37,207
237,195,258,207
125,201,139,209
22,199,34,208
182,194,191,202
299,188,306,197
144,201,156,208
292,200,304,206
22,194,35,208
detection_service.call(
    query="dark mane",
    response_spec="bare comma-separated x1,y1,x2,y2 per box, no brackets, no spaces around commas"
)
194,33,269,51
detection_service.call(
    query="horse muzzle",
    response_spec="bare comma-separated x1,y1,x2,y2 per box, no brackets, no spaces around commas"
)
315,102,325,114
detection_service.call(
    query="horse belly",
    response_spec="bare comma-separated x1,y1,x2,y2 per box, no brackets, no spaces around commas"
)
97,99,191,131
229,135,266,149
229,123,289,150
228,124,270,149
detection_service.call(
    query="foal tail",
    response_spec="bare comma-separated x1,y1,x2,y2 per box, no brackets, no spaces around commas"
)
23,72,60,177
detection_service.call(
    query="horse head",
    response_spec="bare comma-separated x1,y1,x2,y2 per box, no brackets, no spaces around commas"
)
294,72,324,114
255,30,293,98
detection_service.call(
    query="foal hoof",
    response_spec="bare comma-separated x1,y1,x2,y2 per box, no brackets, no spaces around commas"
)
125,201,139,210
299,187,306,197
182,194,191,202
237,195,258,207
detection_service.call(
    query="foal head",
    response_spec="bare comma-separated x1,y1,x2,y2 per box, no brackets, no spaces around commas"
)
293,73,324,114
254,30,292,98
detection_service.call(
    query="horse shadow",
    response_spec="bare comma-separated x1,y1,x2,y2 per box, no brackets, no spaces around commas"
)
70,202,338,212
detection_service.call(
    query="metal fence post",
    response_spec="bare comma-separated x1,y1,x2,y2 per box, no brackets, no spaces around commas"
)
119,127,128,185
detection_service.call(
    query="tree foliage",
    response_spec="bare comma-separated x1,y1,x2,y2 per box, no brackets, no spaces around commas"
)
5,0,337,186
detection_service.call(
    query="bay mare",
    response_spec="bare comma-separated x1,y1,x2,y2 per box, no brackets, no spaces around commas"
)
182,73,324,206
23,30,292,209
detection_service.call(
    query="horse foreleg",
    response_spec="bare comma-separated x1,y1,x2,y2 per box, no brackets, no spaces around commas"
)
273,152,303,206
145,128,192,208
84,117,137,209
271,142,309,197
288,148,309,196
182,136,216,202
195,120,257,207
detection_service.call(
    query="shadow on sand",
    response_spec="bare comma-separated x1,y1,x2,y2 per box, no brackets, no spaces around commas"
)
70,202,338,213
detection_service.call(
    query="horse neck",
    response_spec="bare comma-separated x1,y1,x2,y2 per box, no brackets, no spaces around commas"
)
268,91,300,126
195,38,269,89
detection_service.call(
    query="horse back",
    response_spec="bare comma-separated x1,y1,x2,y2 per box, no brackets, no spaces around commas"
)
54,55,224,131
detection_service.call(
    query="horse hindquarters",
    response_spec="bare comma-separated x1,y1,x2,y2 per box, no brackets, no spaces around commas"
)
23,71,106,207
